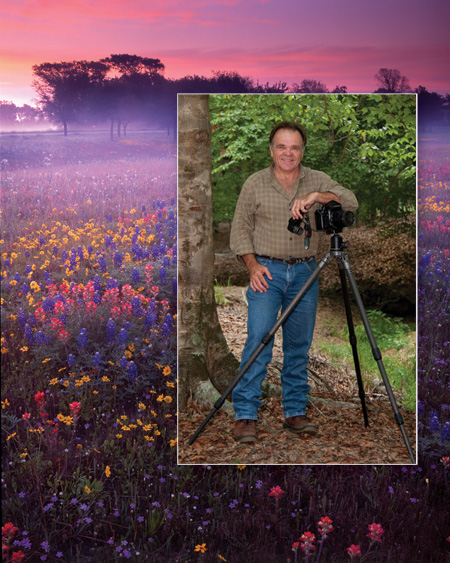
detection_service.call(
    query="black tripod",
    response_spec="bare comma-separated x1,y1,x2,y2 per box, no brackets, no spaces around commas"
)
189,233,415,463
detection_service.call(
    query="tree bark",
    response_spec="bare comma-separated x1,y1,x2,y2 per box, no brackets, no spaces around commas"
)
178,94,240,409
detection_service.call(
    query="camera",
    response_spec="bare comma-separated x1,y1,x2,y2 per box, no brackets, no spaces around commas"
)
315,200,355,234
287,216,305,235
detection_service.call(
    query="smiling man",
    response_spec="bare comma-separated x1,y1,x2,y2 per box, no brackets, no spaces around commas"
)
229,121,358,444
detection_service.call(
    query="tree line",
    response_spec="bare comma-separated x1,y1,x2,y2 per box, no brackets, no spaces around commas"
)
0,55,449,135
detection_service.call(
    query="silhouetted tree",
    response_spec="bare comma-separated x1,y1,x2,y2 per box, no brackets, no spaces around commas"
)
254,81,288,93
32,60,109,135
332,85,348,93
100,54,166,139
374,68,411,93
101,54,164,78
290,79,329,93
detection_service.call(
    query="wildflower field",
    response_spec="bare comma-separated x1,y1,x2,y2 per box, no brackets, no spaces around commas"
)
1,129,449,562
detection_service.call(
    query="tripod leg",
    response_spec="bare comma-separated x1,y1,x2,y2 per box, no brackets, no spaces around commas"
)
337,259,369,427
188,253,332,445
340,254,416,463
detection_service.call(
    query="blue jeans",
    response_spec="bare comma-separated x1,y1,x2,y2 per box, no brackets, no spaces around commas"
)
232,257,319,420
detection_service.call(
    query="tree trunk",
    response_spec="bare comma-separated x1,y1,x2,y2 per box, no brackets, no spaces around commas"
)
178,94,240,409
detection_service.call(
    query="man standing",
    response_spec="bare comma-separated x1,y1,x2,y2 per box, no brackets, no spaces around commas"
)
230,121,358,443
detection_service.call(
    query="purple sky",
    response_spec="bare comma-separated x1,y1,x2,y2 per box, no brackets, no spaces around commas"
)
1,0,450,105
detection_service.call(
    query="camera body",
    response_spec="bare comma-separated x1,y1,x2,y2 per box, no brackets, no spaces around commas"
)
315,200,355,234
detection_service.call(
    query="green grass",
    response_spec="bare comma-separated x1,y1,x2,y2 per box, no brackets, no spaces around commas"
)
316,310,416,410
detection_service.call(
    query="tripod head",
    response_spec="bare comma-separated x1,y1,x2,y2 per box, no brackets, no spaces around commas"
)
330,232,348,252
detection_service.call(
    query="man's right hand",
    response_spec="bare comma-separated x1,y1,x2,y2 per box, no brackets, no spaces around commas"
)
241,254,273,293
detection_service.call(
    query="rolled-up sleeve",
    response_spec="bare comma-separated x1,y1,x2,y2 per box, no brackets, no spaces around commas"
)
315,171,359,211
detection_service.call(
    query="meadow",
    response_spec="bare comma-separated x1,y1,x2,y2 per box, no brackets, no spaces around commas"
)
1,129,449,562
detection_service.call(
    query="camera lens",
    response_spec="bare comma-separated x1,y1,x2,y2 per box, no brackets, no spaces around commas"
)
341,211,355,227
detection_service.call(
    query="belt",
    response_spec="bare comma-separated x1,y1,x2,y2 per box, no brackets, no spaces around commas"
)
257,255,313,265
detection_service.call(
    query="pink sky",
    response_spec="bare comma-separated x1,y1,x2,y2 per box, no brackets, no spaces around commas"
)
1,0,450,105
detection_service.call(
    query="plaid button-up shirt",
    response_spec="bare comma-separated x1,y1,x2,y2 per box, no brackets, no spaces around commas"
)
230,164,358,260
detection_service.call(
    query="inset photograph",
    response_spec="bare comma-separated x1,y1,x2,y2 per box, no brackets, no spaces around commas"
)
177,93,417,465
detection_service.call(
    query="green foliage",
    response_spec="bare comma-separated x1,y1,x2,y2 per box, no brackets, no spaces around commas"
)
210,94,416,224
316,310,416,410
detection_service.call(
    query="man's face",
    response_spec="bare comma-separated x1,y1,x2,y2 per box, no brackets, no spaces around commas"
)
270,128,304,174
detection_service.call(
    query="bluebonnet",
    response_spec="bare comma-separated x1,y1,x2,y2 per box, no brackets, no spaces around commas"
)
24,324,34,344
127,361,138,381
106,278,118,290
36,330,46,346
161,314,173,338
78,328,88,350
114,251,123,268
98,255,107,272
25,265,32,275
159,266,166,282
118,328,128,346
42,296,55,314
18,309,27,328
21,282,29,294
144,300,157,329
106,319,115,343
429,414,440,433
132,268,140,284
131,296,144,318
120,356,128,370
93,274,101,291
93,352,102,368
14,272,21,282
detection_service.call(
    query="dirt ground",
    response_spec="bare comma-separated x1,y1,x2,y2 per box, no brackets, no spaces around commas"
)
177,286,417,466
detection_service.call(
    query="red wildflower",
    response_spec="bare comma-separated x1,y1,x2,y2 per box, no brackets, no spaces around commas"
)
292,542,300,552
34,392,45,406
318,516,334,537
367,522,384,543
69,402,81,416
268,485,285,499
346,544,362,558
2,522,18,539
22,413,30,420
300,531,316,554
11,550,25,562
